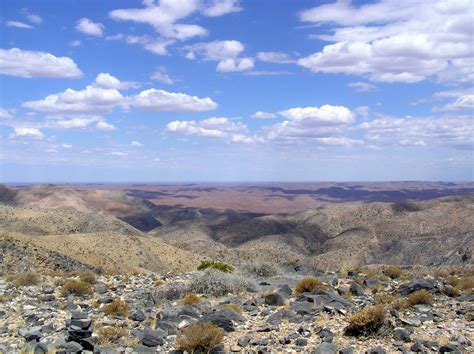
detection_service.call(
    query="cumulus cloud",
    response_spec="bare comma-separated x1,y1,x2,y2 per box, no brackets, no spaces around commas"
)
433,95,474,112
69,40,82,47
94,73,139,90
96,121,116,131
185,40,253,72
256,51,294,64
298,0,474,83
0,48,82,78
125,35,174,55
26,12,42,24
359,115,473,150
347,81,377,92
132,88,217,112
151,67,174,84
23,85,124,114
279,105,354,125
11,127,44,139
251,111,277,119
202,0,242,17
7,21,34,29
131,140,144,147
75,18,104,36
166,116,258,143
111,151,128,157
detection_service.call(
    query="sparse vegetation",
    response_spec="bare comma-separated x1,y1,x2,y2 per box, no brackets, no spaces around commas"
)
404,289,434,307
243,260,280,277
180,293,202,305
174,322,225,353
79,271,97,284
385,265,404,279
6,272,40,287
294,277,326,295
104,299,129,317
198,260,234,273
60,280,94,297
345,304,386,336
443,286,461,298
97,326,128,345
190,269,256,296
224,303,242,314
154,279,164,286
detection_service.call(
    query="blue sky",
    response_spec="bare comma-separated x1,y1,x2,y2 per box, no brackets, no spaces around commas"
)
0,0,472,182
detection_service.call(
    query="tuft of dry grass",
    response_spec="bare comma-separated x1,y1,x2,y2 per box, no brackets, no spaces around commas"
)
6,272,40,287
345,304,386,336
224,303,242,314
60,280,94,297
97,326,128,345
374,292,400,305
104,299,129,317
154,279,165,286
294,277,326,295
180,293,202,305
79,271,97,284
0,294,9,303
443,286,461,298
404,289,434,307
175,322,225,352
385,266,404,279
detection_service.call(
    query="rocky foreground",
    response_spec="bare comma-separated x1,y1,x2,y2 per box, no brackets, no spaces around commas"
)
0,266,473,353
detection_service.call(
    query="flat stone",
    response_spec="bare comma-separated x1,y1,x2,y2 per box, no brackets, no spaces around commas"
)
314,341,337,354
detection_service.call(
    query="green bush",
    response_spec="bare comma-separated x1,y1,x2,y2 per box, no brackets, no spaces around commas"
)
197,260,234,273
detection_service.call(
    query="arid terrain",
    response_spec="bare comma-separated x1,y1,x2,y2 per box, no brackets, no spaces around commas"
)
0,182,473,353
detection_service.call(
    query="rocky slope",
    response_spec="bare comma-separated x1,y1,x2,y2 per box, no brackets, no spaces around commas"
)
153,194,474,269
0,267,472,353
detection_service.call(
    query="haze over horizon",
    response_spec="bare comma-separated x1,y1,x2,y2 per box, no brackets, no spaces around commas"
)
1,0,473,182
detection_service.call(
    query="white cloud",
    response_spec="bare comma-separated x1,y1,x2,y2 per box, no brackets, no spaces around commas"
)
69,40,82,47
166,116,256,142
7,21,34,29
53,117,101,129
0,48,82,78
315,137,363,147
62,144,73,149
185,40,253,72
279,105,354,125
0,108,14,120
23,85,124,114
132,88,217,112
202,0,242,17
251,111,277,119
131,140,144,147
94,73,139,90
26,13,42,24
96,121,116,131
359,115,473,150
111,151,128,157
110,0,207,41
125,35,174,55
433,95,474,112
151,67,174,84
298,0,474,83
347,81,377,92
216,57,254,72
256,51,294,64
75,18,104,36
11,127,44,139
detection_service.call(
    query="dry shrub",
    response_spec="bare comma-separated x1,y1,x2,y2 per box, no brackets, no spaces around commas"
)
385,266,404,279
181,293,202,305
79,271,97,284
7,272,40,287
345,304,386,336
224,303,242,314
459,276,474,292
374,292,399,305
190,269,256,297
60,280,94,297
97,326,128,345
198,260,234,273
243,260,280,277
444,286,461,298
404,289,434,307
154,279,164,286
175,322,224,352
104,299,129,317
0,294,9,303
294,277,326,295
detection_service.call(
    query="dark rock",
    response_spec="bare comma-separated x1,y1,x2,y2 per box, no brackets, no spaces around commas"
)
79,335,98,351
264,292,285,306
279,337,291,345
399,279,435,295
129,309,146,322
319,328,334,343
394,328,411,342
339,347,354,354
295,338,307,347
132,345,156,353
141,329,166,347
291,301,318,315
439,343,460,353
314,342,337,354
55,341,83,353
279,284,293,296
411,340,425,352
70,311,88,319
237,336,251,347
99,296,113,304
95,283,108,294
199,313,234,332
33,342,48,354
67,327,93,342
257,325,274,332
156,320,178,335
350,283,365,296
214,308,245,323
367,346,386,354
69,319,91,330
267,312,282,326
39,294,56,302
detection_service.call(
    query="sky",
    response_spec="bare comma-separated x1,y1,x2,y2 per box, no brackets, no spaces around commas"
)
0,0,473,182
